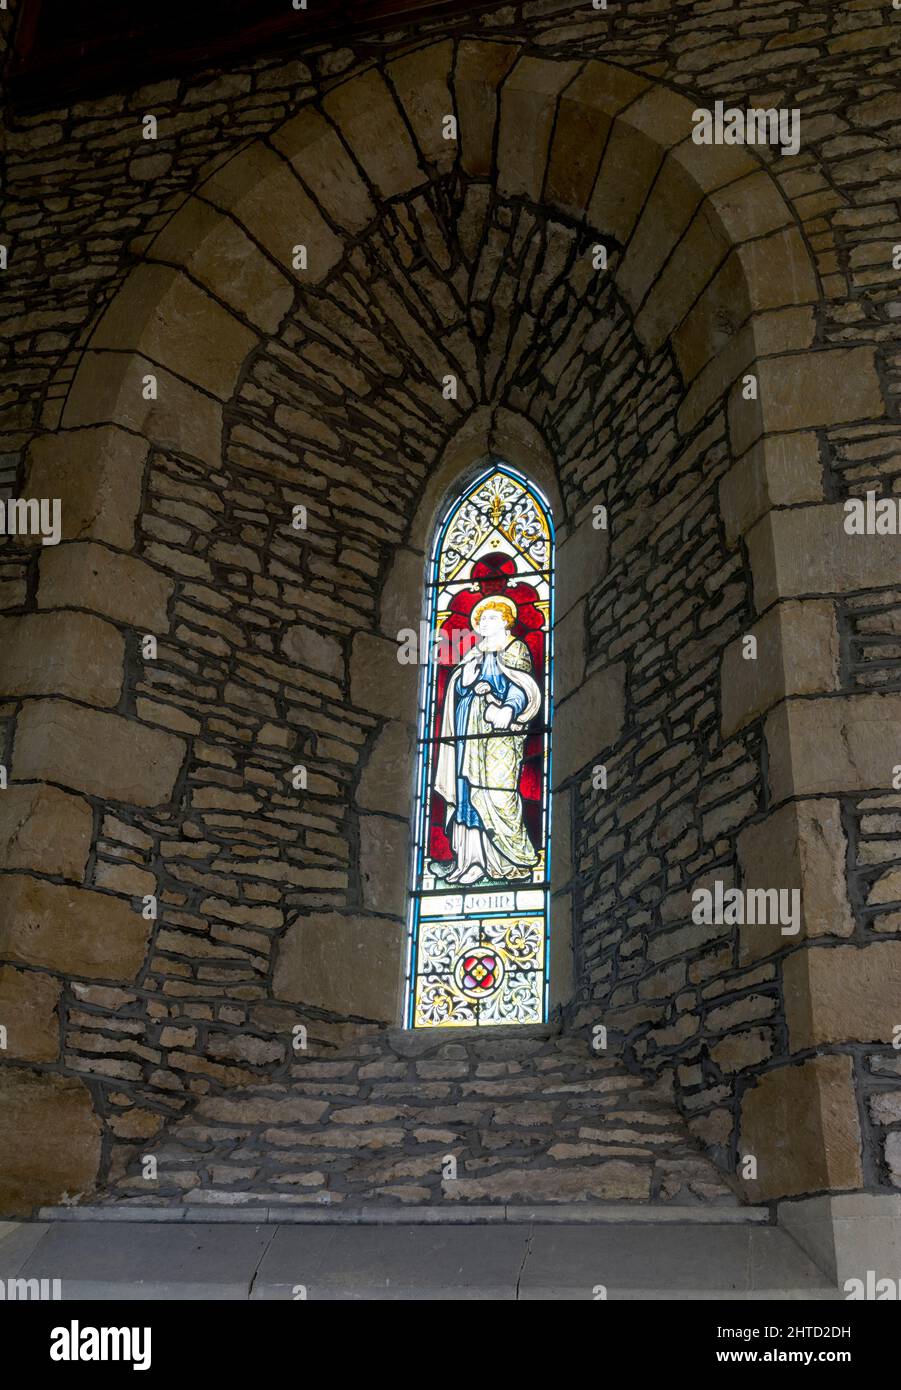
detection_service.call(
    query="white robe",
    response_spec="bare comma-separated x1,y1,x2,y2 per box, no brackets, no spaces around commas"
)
434,636,542,880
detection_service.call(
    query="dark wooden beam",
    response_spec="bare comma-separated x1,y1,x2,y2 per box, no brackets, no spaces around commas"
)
6,0,502,114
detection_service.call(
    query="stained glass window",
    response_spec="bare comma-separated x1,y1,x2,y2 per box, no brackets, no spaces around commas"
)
404,464,554,1028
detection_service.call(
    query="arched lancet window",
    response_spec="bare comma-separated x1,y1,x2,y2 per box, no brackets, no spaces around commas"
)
404,463,555,1028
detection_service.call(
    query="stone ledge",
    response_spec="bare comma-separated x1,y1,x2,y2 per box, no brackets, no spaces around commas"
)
36,1203,771,1225
778,1192,901,1287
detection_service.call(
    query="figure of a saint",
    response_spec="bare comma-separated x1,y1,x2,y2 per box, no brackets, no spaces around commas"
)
434,595,541,886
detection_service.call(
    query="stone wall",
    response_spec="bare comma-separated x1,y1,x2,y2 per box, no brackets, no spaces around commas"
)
1,0,900,1213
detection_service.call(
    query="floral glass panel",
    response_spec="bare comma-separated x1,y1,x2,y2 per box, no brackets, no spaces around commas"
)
404,464,554,1028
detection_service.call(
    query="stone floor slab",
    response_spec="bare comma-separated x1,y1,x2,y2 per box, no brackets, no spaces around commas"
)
0,1222,51,1276
251,1223,531,1299
2,1220,842,1300
518,1225,833,1300
18,1221,275,1300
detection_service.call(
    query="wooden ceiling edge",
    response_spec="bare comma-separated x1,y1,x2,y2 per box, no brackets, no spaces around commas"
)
5,0,508,116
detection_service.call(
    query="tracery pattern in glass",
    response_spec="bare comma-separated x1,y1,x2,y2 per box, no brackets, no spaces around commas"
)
404,464,554,1028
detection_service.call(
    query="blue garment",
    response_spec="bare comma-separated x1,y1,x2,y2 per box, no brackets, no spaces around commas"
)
453,653,527,829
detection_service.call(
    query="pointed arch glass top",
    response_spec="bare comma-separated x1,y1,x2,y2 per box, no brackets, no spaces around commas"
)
404,464,554,1028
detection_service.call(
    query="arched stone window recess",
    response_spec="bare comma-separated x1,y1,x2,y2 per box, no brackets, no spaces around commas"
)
349,408,615,1028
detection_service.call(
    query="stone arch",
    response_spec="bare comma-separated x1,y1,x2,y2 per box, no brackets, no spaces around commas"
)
51,41,824,453
9,37,891,1217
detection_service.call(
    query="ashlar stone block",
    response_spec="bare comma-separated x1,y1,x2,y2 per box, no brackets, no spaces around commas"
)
497,56,581,202
147,195,294,334
0,611,124,708
719,433,823,545
588,85,691,250
748,502,901,611
454,40,519,178
63,352,223,469
323,69,425,200
90,263,257,401
720,599,839,737
388,41,456,173
765,693,901,802
0,966,61,1062
555,507,608,620
350,632,418,721
23,425,148,551
784,943,901,1049
544,61,646,216
0,1069,102,1215
740,1055,863,1201
271,107,375,235
274,913,404,1023
0,782,93,881
13,698,186,806
38,542,173,632
357,721,416,814
553,662,626,787
737,799,854,964
729,348,884,458
359,813,410,917
0,874,151,980
201,142,344,284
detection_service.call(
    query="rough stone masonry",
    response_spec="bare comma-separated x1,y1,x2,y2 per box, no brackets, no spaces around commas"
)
0,0,900,1218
